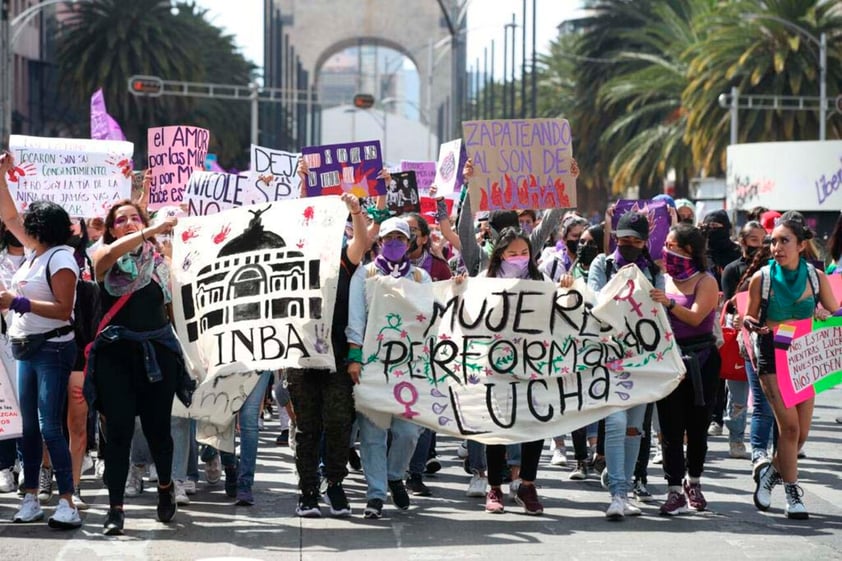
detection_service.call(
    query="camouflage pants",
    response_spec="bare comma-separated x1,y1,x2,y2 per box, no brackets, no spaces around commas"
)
286,367,355,492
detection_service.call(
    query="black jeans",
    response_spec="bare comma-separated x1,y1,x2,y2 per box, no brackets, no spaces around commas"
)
286,368,355,492
487,439,544,486
657,349,721,486
95,339,178,507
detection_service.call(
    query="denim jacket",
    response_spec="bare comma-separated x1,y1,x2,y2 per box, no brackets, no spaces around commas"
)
83,324,196,411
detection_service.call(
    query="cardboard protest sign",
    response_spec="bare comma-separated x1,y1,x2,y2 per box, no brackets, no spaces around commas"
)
433,139,467,197
185,171,258,217
386,171,420,215
774,317,842,407
400,160,436,196
172,196,346,387
7,135,133,218
0,334,21,441
249,144,301,203
354,265,685,444
610,199,671,259
301,140,385,198
462,119,577,213
147,126,210,211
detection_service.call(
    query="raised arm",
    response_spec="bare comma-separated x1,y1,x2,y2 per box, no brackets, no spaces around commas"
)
93,216,177,280
0,151,39,248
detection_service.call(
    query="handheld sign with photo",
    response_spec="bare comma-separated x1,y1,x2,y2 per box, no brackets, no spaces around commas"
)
774,317,842,407
301,140,385,198
462,118,576,213
386,171,420,215
7,135,133,218
249,144,301,203
611,199,671,259
433,139,466,197
147,126,210,211
400,160,436,196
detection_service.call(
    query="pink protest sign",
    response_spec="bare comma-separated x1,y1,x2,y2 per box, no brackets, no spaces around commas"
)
400,160,436,195
826,274,842,304
774,318,842,407
147,126,210,211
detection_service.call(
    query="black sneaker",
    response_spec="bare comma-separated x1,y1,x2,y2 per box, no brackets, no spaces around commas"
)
388,479,410,510
405,474,432,497
325,482,352,517
348,448,362,472
275,430,290,447
363,498,383,519
296,489,322,518
224,465,238,498
156,483,177,523
424,457,442,474
103,508,125,536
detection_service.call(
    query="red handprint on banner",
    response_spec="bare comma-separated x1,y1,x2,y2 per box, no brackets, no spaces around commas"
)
105,155,132,178
7,162,36,183
213,224,232,244
181,226,200,243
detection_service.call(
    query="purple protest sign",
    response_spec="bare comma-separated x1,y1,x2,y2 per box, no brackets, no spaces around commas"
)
90,89,126,141
301,140,385,198
400,160,436,195
611,199,671,259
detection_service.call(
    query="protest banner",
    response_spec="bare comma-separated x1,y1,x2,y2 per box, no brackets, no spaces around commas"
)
354,265,685,444
7,135,133,218
433,139,467,197
248,144,301,203
147,126,210,211
90,89,126,141
400,160,436,196
0,343,21,441
610,199,671,259
386,171,420,215
301,140,385,198
462,119,577,213
185,171,254,217
774,317,842,407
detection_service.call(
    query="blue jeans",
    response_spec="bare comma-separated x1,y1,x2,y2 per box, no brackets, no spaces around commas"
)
171,416,191,482
746,359,775,459
357,413,423,501
220,371,271,490
18,340,76,495
467,440,486,472
724,379,748,443
409,429,434,476
604,403,647,497
130,418,152,465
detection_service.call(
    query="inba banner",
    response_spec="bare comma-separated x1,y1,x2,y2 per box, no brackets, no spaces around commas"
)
354,265,684,444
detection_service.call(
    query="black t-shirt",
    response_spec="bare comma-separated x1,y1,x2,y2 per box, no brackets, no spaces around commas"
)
331,247,358,368
100,280,169,332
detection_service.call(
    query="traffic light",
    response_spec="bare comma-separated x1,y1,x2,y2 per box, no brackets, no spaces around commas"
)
353,93,375,109
128,75,164,97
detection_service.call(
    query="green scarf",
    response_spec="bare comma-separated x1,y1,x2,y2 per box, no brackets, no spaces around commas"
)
769,258,808,305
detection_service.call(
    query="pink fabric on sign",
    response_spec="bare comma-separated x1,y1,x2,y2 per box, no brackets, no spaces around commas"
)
90,89,126,141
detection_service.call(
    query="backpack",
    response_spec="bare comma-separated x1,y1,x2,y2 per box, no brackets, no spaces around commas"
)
46,249,102,350
757,263,820,323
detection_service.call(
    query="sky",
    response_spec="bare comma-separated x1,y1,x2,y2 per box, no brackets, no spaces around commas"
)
193,0,584,78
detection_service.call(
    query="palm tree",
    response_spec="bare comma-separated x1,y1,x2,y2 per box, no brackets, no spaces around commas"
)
684,0,842,175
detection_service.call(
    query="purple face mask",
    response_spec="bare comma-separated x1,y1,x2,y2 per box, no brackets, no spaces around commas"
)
498,255,530,278
664,249,699,280
381,238,408,262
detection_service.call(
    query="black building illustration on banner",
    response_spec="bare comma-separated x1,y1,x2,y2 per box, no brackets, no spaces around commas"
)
180,207,321,342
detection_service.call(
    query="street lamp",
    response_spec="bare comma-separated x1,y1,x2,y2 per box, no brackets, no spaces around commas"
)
746,13,827,141
1,0,93,143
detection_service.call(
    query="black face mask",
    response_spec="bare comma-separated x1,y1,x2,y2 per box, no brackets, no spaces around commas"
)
67,234,84,249
706,228,731,248
565,240,579,258
745,245,760,259
576,244,600,267
618,245,643,263
680,218,694,225
2,230,22,248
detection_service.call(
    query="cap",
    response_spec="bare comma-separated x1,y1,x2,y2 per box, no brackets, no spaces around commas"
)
379,217,411,239
615,211,650,241
675,198,695,213
760,210,782,233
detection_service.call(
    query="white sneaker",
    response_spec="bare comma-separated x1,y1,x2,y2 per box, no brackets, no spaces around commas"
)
72,487,89,511
508,478,521,503
466,472,488,497
81,454,94,475
623,496,642,516
652,443,663,465
729,441,751,459
147,464,158,483
550,448,568,466
125,464,145,497
95,458,106,480
707,422,723,437
258,418,265,431
0,468,14,493
605,494,624,520
183,479,197,495
175,481,191,506
14,493,44,523
456,441,468,459
48,498,82,529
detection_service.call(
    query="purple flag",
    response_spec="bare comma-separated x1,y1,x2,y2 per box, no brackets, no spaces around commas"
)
90,89,126,141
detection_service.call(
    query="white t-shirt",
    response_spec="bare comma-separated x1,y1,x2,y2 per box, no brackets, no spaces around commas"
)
9,246,79,340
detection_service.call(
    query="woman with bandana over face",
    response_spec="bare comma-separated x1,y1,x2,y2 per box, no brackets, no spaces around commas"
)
649,223,720,516
476,227,549,516
587,211,664,520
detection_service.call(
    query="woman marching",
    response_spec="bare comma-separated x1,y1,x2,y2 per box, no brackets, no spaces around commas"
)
744,211,839,519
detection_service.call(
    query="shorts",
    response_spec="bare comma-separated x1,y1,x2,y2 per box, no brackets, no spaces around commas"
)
753,332,775,376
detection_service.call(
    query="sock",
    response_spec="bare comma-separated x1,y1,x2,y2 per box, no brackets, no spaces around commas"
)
688,476,700,484
668,485,682,493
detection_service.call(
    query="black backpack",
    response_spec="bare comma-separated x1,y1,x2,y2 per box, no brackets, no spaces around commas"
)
46,248,102,350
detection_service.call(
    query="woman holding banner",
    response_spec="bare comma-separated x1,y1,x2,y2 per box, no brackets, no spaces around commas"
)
743,211,839,520
85,199,185,535
0,151,81,529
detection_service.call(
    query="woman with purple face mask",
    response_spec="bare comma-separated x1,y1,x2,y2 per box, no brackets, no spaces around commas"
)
479,227,548,515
